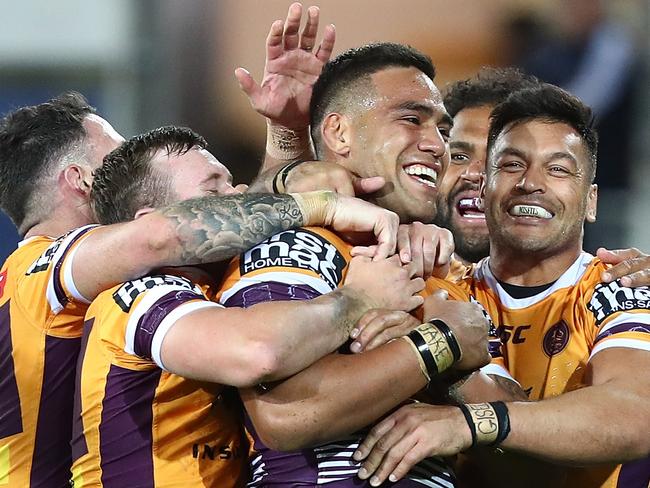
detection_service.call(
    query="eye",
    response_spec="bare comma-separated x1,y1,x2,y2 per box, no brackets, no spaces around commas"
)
438,126,451,142
500,160,524,171
549,165,571,175
450,153,470,165
401,115,421,125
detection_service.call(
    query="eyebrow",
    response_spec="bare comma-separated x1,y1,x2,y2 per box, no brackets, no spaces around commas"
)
494,147,577,165
449,140,474,152
394,101,453,126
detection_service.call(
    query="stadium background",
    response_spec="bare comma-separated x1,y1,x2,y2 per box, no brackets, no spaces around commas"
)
1,0,648,262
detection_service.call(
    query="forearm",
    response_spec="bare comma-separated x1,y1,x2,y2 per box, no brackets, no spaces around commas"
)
245,287,373,381
243,338,428,450
444,372,528,404
503,381,650,464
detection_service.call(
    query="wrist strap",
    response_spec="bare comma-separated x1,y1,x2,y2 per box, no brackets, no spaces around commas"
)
428,318,462,363
404,319,459,380
458,401,511,447
272,160,309,194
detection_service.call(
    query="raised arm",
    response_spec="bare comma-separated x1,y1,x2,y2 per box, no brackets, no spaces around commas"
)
71,191,399,302
236,3,334,172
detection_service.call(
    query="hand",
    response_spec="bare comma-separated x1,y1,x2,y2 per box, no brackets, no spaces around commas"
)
344,255,425,313
350,309,420,353
423,291,491,371
598,247,650,287
235,2,335,129
353,403,471,486
323,194,399,260
285,161,386,197
395,222,454,279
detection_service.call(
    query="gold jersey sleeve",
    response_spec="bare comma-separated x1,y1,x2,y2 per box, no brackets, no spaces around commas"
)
0,225,98,488
71,273,248,488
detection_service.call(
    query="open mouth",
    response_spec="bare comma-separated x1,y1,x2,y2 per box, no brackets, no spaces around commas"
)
508,204,554,219
403,164,437,189
457,197,484,220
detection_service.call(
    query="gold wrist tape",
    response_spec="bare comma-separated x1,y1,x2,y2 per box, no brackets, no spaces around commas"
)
413,322,456,373
289,191,335,227
465,402,499,445
402,336,431,382
266,123,311,161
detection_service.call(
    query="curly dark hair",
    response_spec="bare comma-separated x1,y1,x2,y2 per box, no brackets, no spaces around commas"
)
91,126,207,224
443,67,541,118
487,83,598,182
310,42,436,156
0,92,95,232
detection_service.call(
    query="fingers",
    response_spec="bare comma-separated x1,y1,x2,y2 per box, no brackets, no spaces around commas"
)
397,225,412,264
315,23,336,63
435,229,455,271
602,256,650,287
299,5,319,51
372,214,399,260
351,175,386,196
597,247,641,266
354,415,396,462
265,19,285,61
366,436,419,486
352,310,417,353
350,245,377,258
282,2,302,50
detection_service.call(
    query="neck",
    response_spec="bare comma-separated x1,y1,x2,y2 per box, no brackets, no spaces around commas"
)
488,242,583,286
23,205,95,240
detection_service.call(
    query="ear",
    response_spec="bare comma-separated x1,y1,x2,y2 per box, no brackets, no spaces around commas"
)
585,183,598,223
134,207,156,220
61,164,92,197
321,113,351,157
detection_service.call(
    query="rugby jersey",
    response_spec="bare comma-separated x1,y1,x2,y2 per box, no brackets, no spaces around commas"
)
0,225,97,487
219,226,458,488
425,252,650,488
70,271,248,487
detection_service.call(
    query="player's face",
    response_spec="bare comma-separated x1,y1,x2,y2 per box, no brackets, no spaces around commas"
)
435,105,491,263
483,120,597,256
160,148,239,200
344,67,451,223
82,115,125,169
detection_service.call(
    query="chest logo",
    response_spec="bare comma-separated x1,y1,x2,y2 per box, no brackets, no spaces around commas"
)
543,320,570,357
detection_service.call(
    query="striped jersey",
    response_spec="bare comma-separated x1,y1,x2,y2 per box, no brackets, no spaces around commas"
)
0,225,97,487
71,271,248,487
219,226,458,488
425,252,650,488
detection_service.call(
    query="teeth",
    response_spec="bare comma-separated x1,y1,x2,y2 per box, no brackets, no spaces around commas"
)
510,205,552,219
404,165,437,186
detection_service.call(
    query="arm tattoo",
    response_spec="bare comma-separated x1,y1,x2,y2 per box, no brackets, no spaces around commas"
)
160,193,304,264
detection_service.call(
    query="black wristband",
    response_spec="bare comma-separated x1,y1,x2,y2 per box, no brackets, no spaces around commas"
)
490,401,511,445
272,160,308,194
429,318,462,362
407,329,439,376
458,403,477,447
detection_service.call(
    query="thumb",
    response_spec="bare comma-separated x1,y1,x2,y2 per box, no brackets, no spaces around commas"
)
234,67,259,100
352,176,386,196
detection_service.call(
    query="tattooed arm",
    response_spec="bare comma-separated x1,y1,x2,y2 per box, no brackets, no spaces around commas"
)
71,191,398,301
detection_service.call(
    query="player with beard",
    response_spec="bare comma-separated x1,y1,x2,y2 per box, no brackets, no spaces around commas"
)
353,84,650,488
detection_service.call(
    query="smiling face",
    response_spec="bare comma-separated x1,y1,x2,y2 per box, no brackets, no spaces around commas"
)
484,119,597,258
337,67,452,223
436,105,492,262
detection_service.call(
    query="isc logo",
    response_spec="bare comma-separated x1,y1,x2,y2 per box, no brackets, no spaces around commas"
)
240,229,346,290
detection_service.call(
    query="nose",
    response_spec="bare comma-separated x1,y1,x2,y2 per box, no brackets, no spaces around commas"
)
418,127,447,159
461,158,485,185
515,166,546,194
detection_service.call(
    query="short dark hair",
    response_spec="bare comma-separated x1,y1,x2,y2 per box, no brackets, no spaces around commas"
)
487,84,598,182
443,67,541,118
91,126,207,225
0,92,95,231
310,42,436,155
